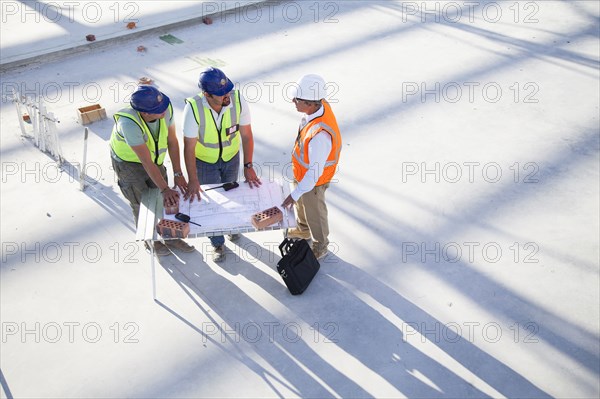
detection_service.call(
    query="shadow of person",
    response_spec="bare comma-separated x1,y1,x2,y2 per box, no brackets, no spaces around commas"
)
318,252,553,399
218,235,497,398
0,368,13,399
149,245,373,398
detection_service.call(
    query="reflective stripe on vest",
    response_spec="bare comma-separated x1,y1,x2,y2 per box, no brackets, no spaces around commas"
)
185,90,241,164
292,100,342,186
109,104,171,165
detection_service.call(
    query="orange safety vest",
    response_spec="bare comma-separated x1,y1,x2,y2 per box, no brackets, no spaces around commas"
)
292,100,342,186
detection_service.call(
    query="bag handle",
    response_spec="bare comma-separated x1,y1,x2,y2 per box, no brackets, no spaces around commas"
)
279,238,289,257
279,237,298,257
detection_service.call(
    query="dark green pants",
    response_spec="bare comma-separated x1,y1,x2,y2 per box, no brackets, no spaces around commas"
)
112,157,167,227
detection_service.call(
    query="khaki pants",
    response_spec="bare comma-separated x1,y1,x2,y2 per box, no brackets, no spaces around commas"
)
112,157,167,226
294,182,330,251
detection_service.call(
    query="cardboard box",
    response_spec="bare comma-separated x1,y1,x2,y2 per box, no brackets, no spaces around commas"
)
78,104,107,125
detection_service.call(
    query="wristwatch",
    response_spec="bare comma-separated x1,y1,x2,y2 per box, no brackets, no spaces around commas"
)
244,162,253,169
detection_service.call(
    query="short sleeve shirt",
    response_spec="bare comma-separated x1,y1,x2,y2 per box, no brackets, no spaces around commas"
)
111,109,174,161
182,93,251,139
119,110,174,146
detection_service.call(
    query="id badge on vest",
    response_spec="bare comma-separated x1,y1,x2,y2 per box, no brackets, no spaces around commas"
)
225,124,239,136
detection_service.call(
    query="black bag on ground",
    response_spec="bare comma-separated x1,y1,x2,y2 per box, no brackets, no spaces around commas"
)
277,238,320,295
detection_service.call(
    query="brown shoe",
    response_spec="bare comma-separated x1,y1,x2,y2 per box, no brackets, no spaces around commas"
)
145,241,171,256
165,239,195,253
286,228,311,240
227,234,241,242
212,245,225,263
312,244,328,260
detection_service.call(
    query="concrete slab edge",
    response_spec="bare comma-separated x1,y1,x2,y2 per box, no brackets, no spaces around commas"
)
0,0,273,74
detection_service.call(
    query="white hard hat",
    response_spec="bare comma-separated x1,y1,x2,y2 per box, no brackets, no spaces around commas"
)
291,74,327,101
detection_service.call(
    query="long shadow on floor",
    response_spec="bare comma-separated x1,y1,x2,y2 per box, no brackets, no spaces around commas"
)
0,368,14,399
142,244,369,398
143,234,536,398
236,235,551,398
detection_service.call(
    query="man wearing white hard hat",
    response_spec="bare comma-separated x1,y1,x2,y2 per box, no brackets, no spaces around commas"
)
282,74,342,260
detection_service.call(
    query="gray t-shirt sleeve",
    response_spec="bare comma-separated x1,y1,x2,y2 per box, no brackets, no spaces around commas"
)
166,108,174,127
117,110,174,146
117,117,146,147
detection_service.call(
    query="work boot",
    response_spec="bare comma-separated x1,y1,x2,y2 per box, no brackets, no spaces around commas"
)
165,239,195,253
145,241,171,257
312,243,328,260
286,228,311,240
213,245,225,263
227,234,241,242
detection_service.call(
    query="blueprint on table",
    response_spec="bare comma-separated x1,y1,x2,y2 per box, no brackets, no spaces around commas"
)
164,180,295,237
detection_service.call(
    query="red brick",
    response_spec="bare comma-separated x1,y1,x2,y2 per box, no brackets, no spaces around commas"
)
251,207,283,229
157,219,190,238
164,196,179,215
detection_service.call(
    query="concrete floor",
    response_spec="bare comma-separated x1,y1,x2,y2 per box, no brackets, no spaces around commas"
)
1,1,599,398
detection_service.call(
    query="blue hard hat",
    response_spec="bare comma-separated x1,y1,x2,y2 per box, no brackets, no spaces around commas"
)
130,85,170,114
198,67,234,96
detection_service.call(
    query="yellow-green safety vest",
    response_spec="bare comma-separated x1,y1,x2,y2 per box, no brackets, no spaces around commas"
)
185,90,241,164
109,104,172,165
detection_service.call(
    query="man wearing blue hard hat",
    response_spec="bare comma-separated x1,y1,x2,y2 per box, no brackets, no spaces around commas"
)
110,85,195,256
182,67,261,262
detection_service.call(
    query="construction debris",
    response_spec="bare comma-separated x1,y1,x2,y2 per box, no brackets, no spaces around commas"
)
138,77,154,85
77,104,107,125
